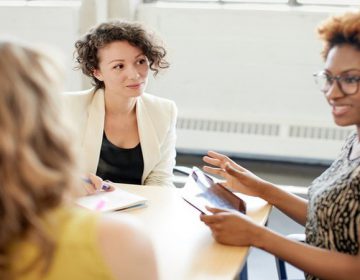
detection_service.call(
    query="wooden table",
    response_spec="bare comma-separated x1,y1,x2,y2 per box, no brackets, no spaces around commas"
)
115,184,271,280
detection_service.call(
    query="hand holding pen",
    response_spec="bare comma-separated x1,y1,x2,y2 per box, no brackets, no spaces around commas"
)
82,173,114,195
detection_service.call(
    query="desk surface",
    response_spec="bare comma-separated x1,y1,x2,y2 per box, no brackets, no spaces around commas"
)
115,184,271,280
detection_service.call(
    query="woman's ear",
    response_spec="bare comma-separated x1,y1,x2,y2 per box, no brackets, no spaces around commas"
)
93,69,103,81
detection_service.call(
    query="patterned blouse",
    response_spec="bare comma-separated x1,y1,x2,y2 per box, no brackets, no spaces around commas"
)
305,132,360,280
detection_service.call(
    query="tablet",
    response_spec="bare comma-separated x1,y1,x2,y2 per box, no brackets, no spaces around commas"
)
182,167,246,215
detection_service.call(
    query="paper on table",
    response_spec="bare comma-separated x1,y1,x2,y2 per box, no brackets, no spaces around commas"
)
76,187,147,212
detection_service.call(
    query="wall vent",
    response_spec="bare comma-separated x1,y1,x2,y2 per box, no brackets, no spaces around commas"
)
289,125,351,141
177,117,352,141
177,118,280,136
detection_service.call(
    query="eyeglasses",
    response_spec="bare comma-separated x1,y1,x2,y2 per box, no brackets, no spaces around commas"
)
313,70,360,95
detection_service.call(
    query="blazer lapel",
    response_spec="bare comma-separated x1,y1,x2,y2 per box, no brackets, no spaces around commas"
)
82,89,105,174
137,96,160,184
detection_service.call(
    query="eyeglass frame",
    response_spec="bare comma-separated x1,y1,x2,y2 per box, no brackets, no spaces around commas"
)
313,70,360,96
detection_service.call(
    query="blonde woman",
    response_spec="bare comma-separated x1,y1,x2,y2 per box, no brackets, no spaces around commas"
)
0,39,158,280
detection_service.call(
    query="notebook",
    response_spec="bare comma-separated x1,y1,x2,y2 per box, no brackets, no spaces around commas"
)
182,167,246,215
76,186,147,212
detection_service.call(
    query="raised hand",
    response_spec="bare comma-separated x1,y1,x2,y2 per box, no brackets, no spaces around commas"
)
202,151,270,197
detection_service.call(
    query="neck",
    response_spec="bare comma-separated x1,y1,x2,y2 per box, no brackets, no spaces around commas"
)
104,89,137,116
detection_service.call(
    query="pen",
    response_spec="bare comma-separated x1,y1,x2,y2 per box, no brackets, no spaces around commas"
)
82,177,112,191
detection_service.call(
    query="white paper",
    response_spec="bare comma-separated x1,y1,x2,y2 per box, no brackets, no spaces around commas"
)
76,187,147,212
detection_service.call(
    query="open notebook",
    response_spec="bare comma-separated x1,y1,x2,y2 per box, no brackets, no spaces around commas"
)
76,187,147,212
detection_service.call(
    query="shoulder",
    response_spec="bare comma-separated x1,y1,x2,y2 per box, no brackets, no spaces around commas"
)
140,93,177,122
141,93,177,111
97,214,147,244
61,88,102,120
96,214,157,279
62,88,96,103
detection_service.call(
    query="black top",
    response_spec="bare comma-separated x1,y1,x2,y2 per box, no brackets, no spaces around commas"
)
96,132,144,185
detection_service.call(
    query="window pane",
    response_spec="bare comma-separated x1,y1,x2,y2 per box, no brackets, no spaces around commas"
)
154,0,359,3
158,0,287,2
299,0,360,4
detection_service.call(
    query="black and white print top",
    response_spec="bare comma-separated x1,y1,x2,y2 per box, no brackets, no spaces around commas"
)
305,132,360,280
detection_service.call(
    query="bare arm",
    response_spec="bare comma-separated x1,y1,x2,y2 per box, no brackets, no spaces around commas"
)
260,181,308,226
258,226,360,280
203,151,308,225
97,214,158,280
201,208,360,280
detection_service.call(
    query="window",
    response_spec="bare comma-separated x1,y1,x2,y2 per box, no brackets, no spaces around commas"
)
148,0,359,5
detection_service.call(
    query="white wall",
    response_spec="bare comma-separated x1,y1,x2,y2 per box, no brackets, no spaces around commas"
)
0,1,83,90
0,1,358,162
0,0,140,91
136,3,358,162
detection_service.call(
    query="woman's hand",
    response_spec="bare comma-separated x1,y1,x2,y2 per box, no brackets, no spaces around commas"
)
82,173,115,195
200,206,261,246
203,151,271,198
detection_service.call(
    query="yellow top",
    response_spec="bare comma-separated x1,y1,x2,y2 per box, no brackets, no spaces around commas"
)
9,206,116,280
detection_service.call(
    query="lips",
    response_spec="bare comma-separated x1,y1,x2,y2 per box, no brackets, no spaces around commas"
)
332,104,351,116
126,82,143,89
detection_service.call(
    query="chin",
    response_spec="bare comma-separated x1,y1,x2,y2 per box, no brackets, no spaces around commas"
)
333,118,353,127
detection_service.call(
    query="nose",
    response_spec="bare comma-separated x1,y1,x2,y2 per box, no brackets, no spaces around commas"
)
325,80,344,100
127,66,140,80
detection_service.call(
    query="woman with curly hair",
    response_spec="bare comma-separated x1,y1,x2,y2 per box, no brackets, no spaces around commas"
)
64,20,177,189
200,11,360,280
0,39,158,280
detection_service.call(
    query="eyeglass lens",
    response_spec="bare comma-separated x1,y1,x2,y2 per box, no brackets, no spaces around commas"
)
314,72,360,95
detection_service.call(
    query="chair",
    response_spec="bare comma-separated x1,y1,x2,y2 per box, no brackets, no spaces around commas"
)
275,233,305,280
173,165,193,188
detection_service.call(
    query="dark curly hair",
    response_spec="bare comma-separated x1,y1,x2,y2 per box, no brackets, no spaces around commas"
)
74,20,170,90
317,11,360,60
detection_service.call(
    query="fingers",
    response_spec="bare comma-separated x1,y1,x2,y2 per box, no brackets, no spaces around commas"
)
224,163,245,179
199,207,228,225
205,206,227,214
84,174,115,194
203,151,231,168
83,183,97,195
202,165,224,177
203,156,221,168
103,180,115,192
89,173,103,191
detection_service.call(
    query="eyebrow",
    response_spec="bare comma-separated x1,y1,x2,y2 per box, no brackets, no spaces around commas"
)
108,53,145,65
324,68,360,74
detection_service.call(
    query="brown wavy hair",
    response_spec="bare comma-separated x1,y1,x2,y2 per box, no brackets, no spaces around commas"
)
317,11,360,60
74,19,170,90
0,40,79,279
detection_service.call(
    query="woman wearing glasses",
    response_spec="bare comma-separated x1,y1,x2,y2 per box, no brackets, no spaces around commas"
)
200,11,360,280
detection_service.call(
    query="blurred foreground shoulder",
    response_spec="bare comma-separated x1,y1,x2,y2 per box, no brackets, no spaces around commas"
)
97,214,158,280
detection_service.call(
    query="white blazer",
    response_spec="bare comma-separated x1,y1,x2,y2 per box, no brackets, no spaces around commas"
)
62,88,177,187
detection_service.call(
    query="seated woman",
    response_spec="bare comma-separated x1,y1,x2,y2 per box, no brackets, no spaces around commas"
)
0,39,158,280
63,20,177,188
200,11,360,280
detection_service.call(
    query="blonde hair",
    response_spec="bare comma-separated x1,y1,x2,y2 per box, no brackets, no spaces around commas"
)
317,11,360,59
0,40,79,278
